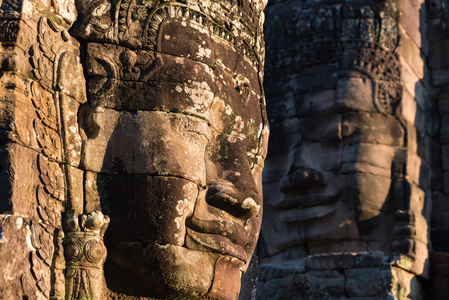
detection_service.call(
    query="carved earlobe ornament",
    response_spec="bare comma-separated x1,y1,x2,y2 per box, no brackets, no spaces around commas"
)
64,211,110,300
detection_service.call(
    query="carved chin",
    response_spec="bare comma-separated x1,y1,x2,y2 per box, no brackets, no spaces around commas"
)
104,242,219,298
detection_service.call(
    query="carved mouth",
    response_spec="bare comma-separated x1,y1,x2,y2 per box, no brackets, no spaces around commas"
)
272,195,338,210
279,203,336,222
185,228,248,262
185,216,249,246
271,195,339,223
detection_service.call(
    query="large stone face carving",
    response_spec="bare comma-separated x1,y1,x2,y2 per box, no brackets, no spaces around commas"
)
71,0,269,297
0,0,268,299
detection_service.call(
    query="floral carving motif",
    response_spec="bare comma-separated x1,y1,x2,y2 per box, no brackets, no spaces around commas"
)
31,83,63,162
64,211,110,300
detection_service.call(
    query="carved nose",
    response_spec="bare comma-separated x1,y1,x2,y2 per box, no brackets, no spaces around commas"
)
279,168,325,193
206,181,260,220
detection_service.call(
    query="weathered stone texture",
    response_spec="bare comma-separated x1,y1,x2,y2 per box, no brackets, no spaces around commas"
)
3,0,449,299
257,253,425,300
0,0,270,299
259,0,432,298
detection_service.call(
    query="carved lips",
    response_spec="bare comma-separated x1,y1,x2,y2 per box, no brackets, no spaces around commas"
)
185,214,251,262
185,228,248,262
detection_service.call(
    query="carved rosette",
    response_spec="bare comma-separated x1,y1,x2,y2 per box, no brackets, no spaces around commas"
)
64,211,110,300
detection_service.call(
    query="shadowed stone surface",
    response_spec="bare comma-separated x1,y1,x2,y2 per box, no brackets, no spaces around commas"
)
258,0,433,299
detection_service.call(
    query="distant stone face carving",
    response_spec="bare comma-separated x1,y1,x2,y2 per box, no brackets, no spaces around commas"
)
71,0,268,299
262,3,427,273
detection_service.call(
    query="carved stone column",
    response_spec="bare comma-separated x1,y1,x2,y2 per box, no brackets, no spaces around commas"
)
0,0,87,298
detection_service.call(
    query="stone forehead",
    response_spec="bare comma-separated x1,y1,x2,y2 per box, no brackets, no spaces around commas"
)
73,0,266,69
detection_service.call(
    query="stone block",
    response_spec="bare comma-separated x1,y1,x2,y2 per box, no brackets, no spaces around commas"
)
425,135,442,170
405,117,419,155
357,210,395,243
396,90,417,138
0,143,41,219
438,91,449,113
294,89,337,117
266,119,301,157
398,28,424,80
55,48,86,102
258,262,305,282
86,45,215,91
430,39,449,70
291,72,339,95
308,240,367,256
0,215,38,299
260,269,346,300
59,93,83,167
265,91,295,122
157,18,214,66
441,114,449,143
292,140,343,172
444,171,449,194
432,229,449,252
238,255,258,300
84,171,101,213
367,241,394,253
0,76,40,152
64,165,83,213
305,254,355,271
411,241,429,277
345,267,393,297
81,109,208,185
409,184,426,216
347,172,393,212
288,270,345,299
412,104,426,137
255,277,293,300
89,78,215,121
399,55,426,112
419,161,431,191
97,174,198,247
406,150,423,186
336,77,377,112
431,68,449,87
426,112,440,138
430,192,449,230
296,114,341,143
342,112,405,147
355,253,394,268
397,1,427,52
269,246,309,264
392,266,425,297
342,143,396,172
342,162,391,177
431,252,449,299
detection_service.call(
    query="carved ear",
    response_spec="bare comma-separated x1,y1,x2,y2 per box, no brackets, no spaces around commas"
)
78,103,100,139
87,53,118,78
